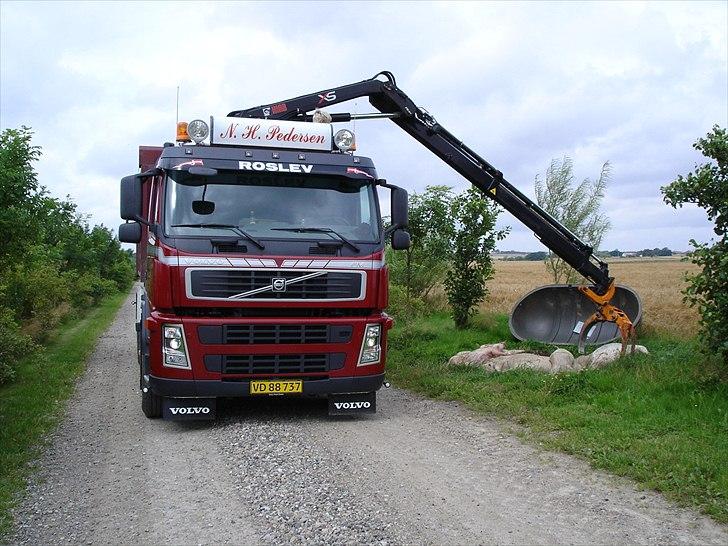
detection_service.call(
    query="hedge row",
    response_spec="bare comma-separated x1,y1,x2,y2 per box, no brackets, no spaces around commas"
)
0,127,134,384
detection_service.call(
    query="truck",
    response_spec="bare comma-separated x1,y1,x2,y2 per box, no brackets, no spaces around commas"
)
119,71,636,420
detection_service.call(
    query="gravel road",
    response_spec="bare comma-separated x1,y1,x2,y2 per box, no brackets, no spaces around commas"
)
8,292,728,545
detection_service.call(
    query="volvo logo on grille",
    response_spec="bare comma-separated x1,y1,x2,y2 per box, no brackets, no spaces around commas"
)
271,277,287,292
223,270,328,300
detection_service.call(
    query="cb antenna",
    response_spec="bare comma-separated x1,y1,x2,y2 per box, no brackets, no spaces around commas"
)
175,85,180,139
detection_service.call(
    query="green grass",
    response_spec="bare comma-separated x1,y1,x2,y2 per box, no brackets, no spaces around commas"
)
0,291,128,537
387,312,728,523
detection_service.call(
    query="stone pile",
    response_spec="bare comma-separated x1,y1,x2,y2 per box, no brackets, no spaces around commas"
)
448,342,649,373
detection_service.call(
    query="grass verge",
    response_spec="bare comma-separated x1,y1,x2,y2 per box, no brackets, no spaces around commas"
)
0,291,128,537
386,312,728,523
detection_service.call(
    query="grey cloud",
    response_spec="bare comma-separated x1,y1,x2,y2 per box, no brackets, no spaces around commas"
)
1,1,725,252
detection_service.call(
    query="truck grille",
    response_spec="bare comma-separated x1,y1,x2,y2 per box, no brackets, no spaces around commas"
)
198,324,353,345
188,269,363,301
227,324,328,344
203,353,346,374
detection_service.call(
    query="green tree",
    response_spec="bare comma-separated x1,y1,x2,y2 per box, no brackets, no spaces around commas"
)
523,251,548,261
444,187,507,328
388,185,454,300
662,125,728,366
535,157,611,283
0,126,43,265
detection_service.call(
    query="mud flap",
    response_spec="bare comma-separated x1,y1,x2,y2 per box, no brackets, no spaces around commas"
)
162,397,216,420
328,392,376,416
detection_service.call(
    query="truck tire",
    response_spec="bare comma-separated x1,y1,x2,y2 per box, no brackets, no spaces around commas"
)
141,388,163,418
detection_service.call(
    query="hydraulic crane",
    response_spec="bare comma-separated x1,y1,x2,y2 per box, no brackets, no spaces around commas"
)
229,71,636,353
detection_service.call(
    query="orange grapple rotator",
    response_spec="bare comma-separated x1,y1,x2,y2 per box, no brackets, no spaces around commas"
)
577,281,636,355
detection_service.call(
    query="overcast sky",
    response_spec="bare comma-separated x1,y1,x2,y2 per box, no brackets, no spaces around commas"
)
1,1,726,251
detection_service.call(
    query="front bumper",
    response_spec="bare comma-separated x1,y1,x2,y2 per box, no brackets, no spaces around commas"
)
149,373,385,398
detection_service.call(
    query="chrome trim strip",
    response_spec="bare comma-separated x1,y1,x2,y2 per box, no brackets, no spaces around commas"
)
184,268,366,302
158,254,385,270
158,254,177,266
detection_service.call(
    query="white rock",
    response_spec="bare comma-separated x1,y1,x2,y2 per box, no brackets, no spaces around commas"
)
448,350,475,366
574,355,592,371
549,349,575,373
448,342,507,366
487,353,551,373
447,342,638,374
589,343,649,369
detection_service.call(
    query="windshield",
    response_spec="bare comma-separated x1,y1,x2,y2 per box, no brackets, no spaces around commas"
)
164,171,380,242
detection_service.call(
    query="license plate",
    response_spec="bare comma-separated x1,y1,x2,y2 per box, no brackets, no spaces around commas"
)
250,380,303,395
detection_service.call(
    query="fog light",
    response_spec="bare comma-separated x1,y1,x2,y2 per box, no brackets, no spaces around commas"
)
164,354,187,366
358,323,382,366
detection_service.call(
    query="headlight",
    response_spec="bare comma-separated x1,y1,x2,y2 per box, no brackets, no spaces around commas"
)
334,129,355,152
164,326,181,339
162,324,190,369
358,324,382,366
188,119,209,144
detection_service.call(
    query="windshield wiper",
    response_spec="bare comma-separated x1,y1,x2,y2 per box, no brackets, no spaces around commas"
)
271,227,360,252
171,223,265,250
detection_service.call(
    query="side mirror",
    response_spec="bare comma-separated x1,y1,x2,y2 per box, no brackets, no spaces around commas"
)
120,175,142,220
118,222,142,244
391,229,411,250
391,187,408,228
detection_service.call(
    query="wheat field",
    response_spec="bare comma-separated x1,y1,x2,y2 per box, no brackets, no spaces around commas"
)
483,257,700,338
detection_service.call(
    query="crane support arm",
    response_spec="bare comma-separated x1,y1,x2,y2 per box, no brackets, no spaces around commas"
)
229,71,635,351
230,71,611,293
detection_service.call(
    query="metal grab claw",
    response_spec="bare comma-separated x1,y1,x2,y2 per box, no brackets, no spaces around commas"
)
577,282,636,355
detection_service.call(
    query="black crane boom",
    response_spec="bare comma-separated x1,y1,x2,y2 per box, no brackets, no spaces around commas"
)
229,71,612,295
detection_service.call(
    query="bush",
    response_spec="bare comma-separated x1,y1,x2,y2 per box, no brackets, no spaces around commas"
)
445,188,507,328
0,308,36,385
387,185,506,328
387,186,454,300
0,126,135,383
662,125,728,367
386,284,427,322
71,271,119,309
1,252,70,323
105,252,136,291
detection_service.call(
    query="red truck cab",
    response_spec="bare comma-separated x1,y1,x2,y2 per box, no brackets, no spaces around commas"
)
119,117,410,419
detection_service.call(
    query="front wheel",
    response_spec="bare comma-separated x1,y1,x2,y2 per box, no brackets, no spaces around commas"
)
141,388,162,418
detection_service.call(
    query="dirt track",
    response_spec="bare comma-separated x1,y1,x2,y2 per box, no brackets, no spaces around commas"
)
9,292,728,544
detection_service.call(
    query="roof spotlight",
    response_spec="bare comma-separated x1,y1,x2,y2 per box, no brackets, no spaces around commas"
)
334,129,356,152
188,119,209,143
